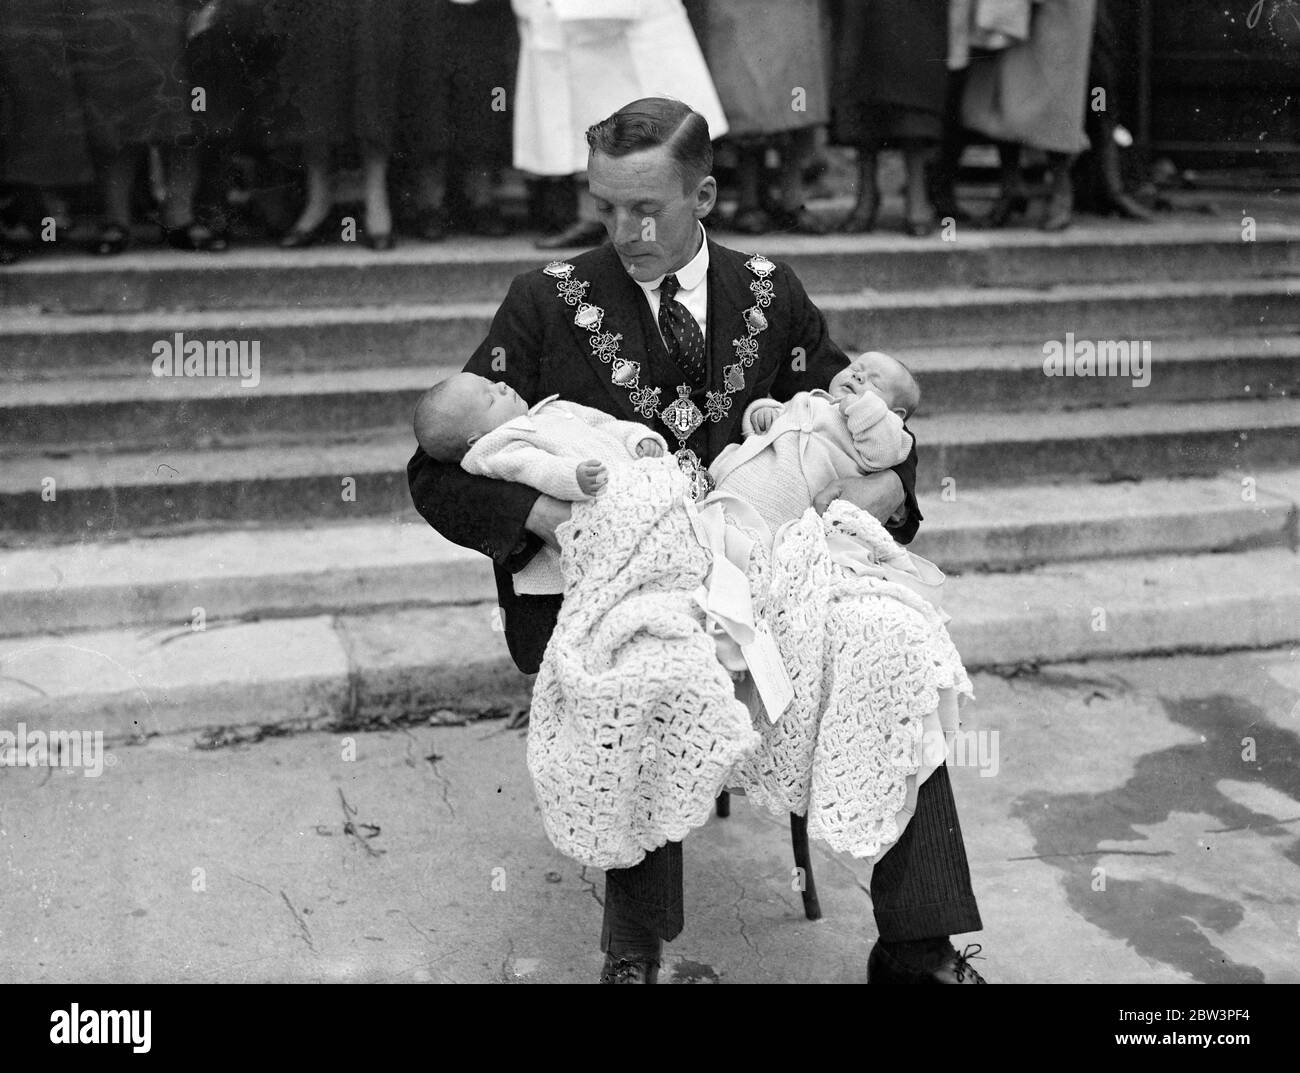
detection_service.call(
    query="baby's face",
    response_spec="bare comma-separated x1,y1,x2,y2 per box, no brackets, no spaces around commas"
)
828,352,909,412
447,373,529,444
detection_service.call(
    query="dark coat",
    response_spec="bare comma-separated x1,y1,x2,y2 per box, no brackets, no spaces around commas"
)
406,237,921,674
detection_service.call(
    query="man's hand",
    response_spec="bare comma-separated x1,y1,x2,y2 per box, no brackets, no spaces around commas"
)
812,470,905,522
750,405,780,434
636,437,664,458
524,494,573,551
576,459,608,497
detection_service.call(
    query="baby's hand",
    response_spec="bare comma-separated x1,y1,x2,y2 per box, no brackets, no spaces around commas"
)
636,438,664,458
576,459,608,496
750,405,780,433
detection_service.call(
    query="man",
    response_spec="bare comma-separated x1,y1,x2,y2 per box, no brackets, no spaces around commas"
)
407,97,986,984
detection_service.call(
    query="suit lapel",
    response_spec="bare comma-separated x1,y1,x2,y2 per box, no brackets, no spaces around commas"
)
560,245,656,423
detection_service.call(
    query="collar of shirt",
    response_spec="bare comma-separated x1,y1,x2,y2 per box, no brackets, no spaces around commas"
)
634,223,710,342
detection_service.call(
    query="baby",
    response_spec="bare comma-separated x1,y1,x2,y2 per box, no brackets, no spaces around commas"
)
413,372,667,594
709,350,922,570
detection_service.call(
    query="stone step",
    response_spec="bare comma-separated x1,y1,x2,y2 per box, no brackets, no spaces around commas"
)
3,400,1297,537
3,279,1297,379
3,222,1296,314
3,547,1296,743
911,397,1300,487
3,336,1297,453
1,473,1293,637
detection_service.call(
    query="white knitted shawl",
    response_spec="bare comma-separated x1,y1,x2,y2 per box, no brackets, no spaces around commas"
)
527,463,973,869
730,500,974,860
527,460,764,870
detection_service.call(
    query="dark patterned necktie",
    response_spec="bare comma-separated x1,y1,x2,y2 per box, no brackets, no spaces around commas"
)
657,273,707,387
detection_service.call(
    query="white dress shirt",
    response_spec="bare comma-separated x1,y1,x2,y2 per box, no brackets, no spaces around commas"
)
632,223,710,346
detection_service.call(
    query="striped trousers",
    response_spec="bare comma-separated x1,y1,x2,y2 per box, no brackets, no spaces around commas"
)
601,763,982,948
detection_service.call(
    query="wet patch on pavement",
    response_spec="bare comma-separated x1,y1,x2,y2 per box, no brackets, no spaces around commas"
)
1013,685,1300,982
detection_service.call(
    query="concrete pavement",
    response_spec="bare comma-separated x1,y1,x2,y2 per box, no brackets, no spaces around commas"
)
2,647,1297,984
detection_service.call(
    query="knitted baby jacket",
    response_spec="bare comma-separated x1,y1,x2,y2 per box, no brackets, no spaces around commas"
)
708,390,913,545
461,394,668,594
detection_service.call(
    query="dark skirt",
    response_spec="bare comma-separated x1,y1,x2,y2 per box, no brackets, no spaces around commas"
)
0,0,94,184
396,0,517,165
695,0,830,139
831,0,950,148
0,0,191,175
266,0,404,154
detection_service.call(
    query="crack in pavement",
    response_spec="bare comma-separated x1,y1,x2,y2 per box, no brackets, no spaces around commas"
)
578,866,604,909
1007,849,1175,861
400,911,436,945
338,788,385,857
279,890,316,955
730,875,757,957
423,746,456,820
499,937,516,984
749,802,873,900
231,872,277,898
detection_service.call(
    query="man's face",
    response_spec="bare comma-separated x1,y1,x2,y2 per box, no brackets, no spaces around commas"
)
588,145,716,282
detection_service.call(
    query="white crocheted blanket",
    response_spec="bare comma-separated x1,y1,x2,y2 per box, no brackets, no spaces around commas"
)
527,460,764,870
730,500,974,860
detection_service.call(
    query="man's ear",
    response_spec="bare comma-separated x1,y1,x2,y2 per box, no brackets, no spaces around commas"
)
693,175,718,219
892,406,910,422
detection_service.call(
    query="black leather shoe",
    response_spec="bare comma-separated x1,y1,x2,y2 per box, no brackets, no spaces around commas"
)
768,206,828,235
599,953,660,984
164,221,228,252
279,217,333,249
409,207,449,242
904,215,936,238
1041,173,1074,233
867,940,988,984
89,222,130,256
465,205,510,238
535,219,605,250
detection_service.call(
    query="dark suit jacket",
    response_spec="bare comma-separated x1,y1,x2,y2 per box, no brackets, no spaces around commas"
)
407,237,922,673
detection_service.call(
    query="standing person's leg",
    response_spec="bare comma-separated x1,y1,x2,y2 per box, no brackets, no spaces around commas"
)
838,145,879,232
361,146,393,248
281,140,333,245
986,140,1026,228
599,842,684,984
161,142,229,250
901,142,938,235
930,69,969,222
867,764,987,982
772,128,827,234
93,149,135,254
1041,150,1074,232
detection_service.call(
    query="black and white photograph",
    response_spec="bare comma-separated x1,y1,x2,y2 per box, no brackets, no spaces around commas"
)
0,0,1296,1038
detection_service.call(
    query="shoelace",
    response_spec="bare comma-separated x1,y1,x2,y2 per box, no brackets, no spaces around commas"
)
603,956,658,983
951,943,987,984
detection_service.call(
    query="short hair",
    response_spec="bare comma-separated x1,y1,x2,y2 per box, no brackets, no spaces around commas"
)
585,97,713,192
413,378,470,463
